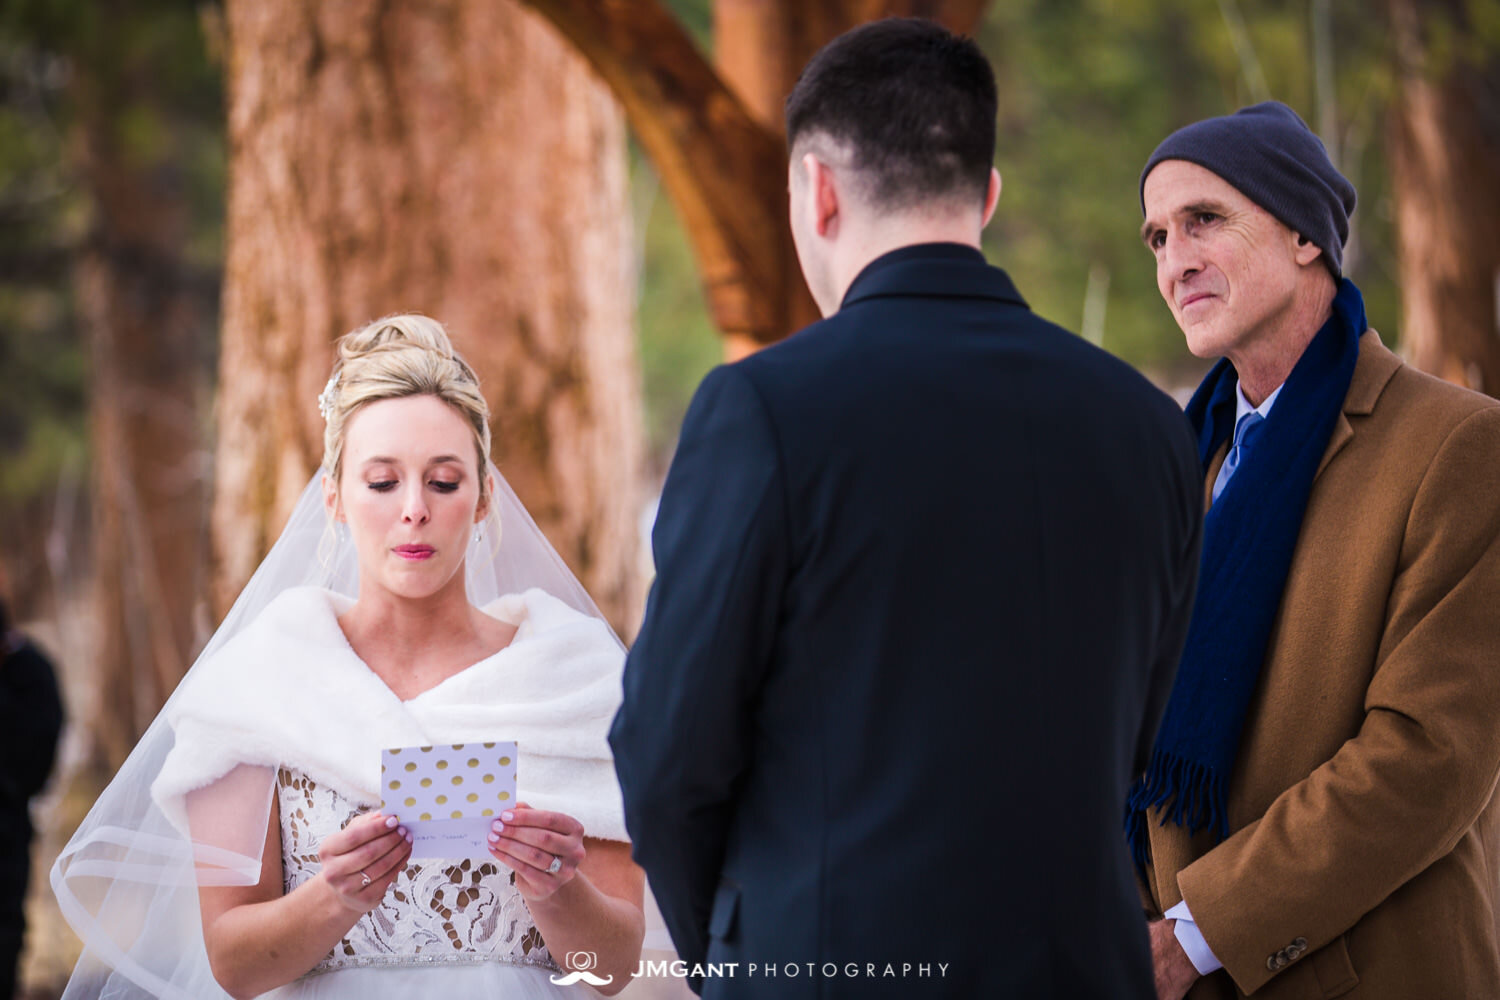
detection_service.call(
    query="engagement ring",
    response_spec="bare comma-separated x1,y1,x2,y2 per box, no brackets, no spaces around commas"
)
359,870,372,888
546,856,562,875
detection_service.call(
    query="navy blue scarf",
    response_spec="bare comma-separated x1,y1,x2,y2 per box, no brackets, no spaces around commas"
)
1125,279,1366,869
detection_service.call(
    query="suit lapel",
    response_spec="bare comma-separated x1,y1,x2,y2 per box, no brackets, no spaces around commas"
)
1316,330,1402,478
1317,416,1354,479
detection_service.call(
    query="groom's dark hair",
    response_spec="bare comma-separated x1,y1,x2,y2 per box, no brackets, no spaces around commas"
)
784,17,997,213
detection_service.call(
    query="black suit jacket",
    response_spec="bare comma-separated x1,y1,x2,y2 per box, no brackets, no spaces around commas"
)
610,243,1203,998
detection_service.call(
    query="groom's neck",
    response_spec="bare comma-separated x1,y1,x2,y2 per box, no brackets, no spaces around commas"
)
827,213,987,314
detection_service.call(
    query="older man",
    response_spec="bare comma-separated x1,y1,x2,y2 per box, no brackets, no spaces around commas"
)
1133,100,1500,1000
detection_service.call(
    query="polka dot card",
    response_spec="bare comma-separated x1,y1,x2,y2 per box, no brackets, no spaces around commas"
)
381,742,518,860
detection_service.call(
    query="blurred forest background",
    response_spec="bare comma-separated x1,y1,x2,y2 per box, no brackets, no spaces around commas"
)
1,0,1496,993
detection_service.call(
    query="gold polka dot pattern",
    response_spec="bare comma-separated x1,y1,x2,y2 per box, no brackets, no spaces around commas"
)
381,742,518,820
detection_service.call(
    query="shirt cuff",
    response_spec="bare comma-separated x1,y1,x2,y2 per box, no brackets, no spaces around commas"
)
1164,899,1224,976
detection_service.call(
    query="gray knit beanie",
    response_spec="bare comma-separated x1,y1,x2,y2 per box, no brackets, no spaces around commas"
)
1139,101,1357,276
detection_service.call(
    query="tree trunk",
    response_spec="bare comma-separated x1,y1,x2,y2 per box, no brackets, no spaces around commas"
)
214,0,644,636
72,40,214,773
1387,0,1500,396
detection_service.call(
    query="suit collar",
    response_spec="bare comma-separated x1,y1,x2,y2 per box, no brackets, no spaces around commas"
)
839,242,1028,310
1317,329,1401,475
1344,329,1401,415
1205,329,1399,494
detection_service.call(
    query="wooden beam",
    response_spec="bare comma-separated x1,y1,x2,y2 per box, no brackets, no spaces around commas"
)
520,0,993,347
520,0,794,343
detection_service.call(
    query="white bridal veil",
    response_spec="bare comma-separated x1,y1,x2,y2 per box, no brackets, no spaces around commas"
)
50,465,661,999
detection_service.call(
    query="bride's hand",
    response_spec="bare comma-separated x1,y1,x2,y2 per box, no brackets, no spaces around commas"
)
487,801,587,902
316,811,413,914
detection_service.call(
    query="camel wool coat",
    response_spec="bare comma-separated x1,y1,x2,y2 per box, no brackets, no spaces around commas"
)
1140,331,1500,999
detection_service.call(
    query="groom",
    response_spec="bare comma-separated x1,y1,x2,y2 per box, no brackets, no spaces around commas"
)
611,18,1203,998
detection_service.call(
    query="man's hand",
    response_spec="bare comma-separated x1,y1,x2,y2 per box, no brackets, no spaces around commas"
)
1149,918,1200,1000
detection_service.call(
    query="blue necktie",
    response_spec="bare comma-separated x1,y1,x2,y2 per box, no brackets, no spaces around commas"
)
1211,410,1266,502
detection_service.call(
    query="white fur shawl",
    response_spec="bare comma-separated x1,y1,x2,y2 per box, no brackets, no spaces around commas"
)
151,586,628,842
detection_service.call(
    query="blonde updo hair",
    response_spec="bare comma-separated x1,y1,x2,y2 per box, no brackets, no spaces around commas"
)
320,314,492,509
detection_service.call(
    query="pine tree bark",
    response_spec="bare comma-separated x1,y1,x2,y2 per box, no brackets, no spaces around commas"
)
72,36,214,772
1387,0,1500,395
214,0,644,634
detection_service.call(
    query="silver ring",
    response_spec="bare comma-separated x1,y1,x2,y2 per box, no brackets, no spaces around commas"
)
359,870,372,888
546,855,562,875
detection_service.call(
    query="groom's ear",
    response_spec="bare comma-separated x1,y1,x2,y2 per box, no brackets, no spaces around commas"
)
803,151,840,238
982,167,1002,228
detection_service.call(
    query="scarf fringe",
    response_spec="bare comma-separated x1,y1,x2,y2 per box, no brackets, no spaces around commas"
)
1124,749,1230,871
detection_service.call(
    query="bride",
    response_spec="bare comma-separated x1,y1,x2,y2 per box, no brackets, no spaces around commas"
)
52,315,645,998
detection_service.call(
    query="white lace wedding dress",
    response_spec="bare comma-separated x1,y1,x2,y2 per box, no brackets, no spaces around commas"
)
270,766,566,997
151,585,628,998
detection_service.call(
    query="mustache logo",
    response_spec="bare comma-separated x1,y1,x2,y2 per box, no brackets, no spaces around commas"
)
549,970,615,986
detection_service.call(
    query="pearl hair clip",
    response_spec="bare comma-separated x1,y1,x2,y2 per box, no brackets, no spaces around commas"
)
317,375,339,421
